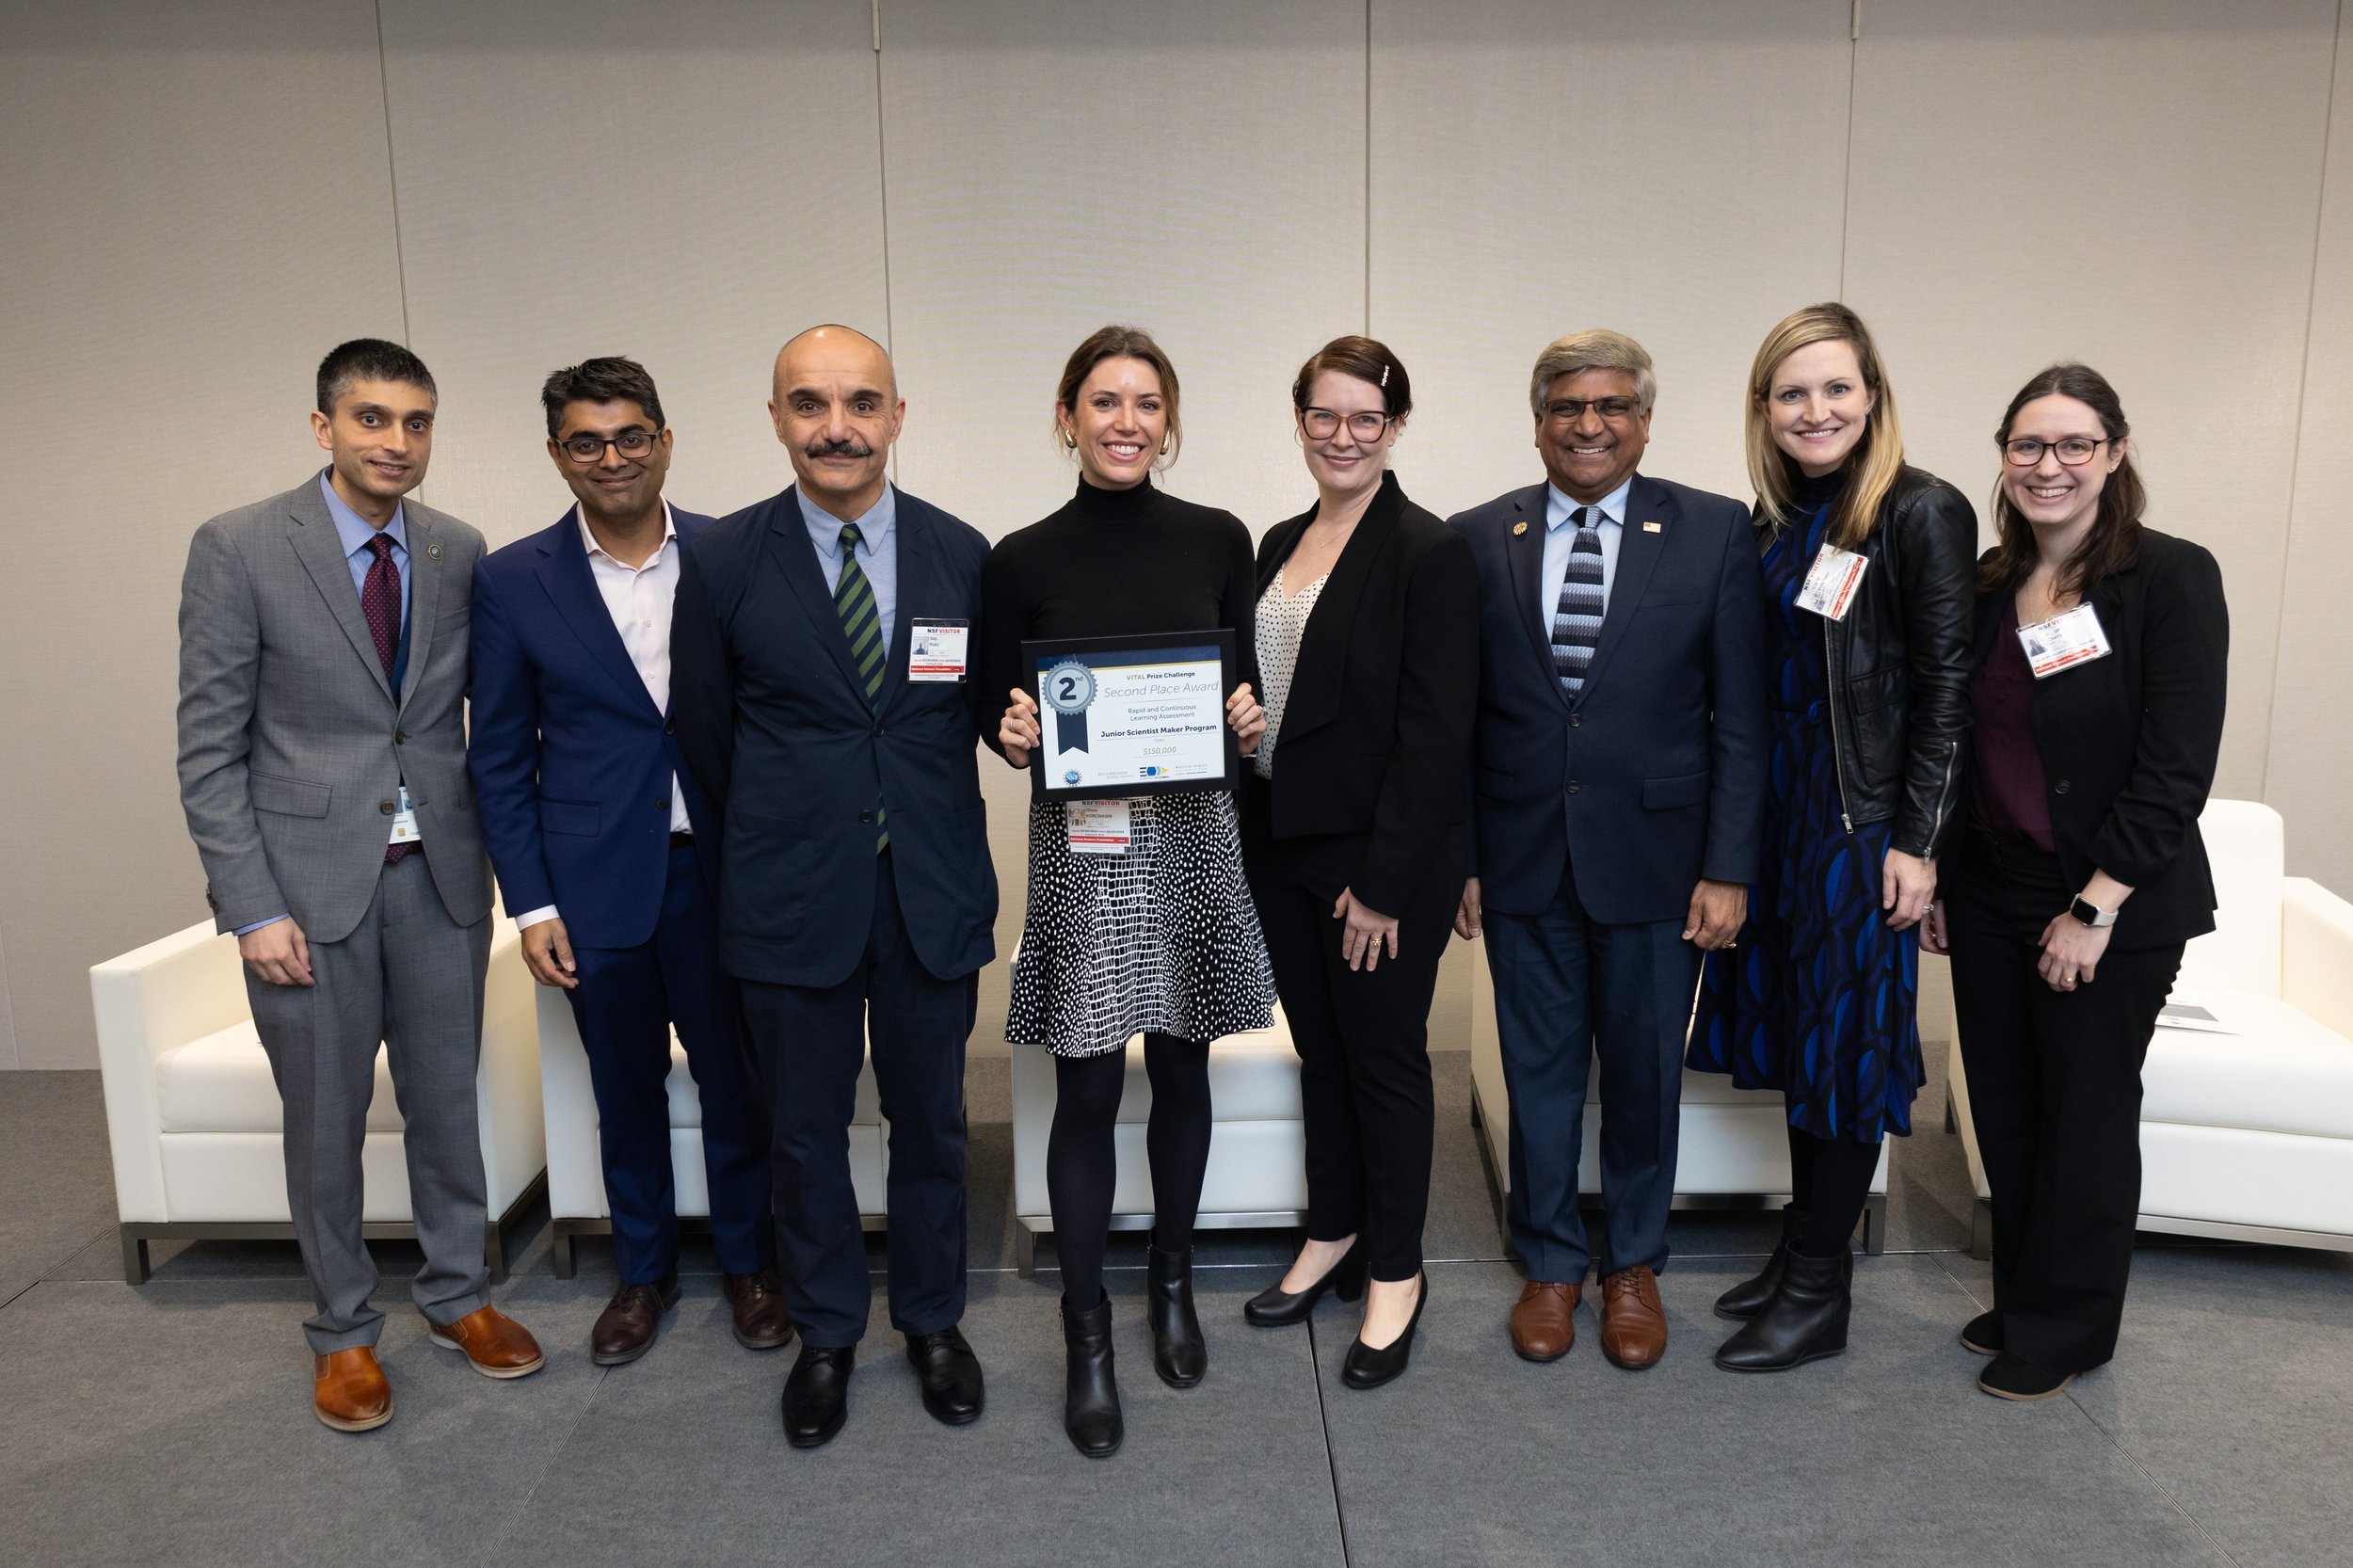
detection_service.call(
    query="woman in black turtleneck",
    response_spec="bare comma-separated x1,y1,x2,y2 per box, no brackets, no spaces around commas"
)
978,325,1275,1458
1686,304,1975,1372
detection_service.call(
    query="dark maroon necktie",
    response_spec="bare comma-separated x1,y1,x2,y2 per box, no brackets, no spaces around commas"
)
360,535,410,863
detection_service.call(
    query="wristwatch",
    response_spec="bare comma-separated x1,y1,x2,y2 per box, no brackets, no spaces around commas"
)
2070,895,2118,929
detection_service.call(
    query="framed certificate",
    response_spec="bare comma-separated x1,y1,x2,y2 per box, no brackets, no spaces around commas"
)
1022,630,1241,801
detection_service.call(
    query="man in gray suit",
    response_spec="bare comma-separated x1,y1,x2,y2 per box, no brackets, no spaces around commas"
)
177,339,544,1432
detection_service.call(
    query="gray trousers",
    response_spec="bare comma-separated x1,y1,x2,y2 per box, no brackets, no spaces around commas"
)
246,852,493,1352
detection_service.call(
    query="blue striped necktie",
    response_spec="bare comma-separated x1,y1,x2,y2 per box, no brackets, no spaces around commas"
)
835,523,888,853
1551,506,1605,696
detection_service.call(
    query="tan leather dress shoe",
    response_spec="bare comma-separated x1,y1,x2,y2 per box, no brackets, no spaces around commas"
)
1510,1280,1581,1362
427,1304,546,1379
1599,1265,1668,1369
723,1270,796,1352
313,1347,392,1432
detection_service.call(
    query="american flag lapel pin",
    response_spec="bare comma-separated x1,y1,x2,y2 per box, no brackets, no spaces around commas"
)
1641,520,1662,534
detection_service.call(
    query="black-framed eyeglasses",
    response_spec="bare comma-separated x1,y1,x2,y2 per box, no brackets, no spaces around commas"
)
2002,436,2109,467
1300,407,1393,441
560,429,659,464
1545,396,1642,424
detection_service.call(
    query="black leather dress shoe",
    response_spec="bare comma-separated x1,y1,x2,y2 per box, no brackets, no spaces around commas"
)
781,1344,855,1448
590,1275,680,1367
1244,1240,1369,1327
723,1270,795,1352
1340,1273,1429,1390
904,1326,984,1426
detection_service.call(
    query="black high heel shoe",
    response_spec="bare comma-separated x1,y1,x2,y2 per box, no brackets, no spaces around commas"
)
1244,1240,1369,1327
1340,1272,1428,1390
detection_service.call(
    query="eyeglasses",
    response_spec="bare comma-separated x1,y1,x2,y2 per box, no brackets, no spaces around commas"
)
1300,408,1393,441
560,429,658,464
1545,397,1642,424
2002,436,2109,467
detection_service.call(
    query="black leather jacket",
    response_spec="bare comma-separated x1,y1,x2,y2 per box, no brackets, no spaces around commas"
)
1755,465,1977,858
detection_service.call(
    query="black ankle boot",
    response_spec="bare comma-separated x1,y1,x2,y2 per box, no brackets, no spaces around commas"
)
1146,1236,1207,1388
1715,1246,1851,1372
1714,1205,1804,1320
1061,1291,1123,1458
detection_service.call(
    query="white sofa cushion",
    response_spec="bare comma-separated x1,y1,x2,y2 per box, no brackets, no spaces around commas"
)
1108,1024,1301,1123
2141,989,2353,1140
155,1020,404,1134
2176,799,2284,996
656,1036,881,1128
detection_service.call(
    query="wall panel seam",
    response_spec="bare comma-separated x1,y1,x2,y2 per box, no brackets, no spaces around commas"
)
1836,2,1859,297
2263,0,2345,804
373,0,413,348
874,3,899,484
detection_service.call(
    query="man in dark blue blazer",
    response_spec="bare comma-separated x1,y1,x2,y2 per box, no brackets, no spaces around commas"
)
671,326,997,1449
470,359,786,1368
1451,330,1767,1373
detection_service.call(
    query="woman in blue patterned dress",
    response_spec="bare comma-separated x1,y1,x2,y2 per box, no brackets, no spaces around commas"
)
1689,304,1977,1371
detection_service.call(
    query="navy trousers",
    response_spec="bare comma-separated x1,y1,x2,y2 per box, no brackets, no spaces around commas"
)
1485,849,1700,1282
567,842,771,1284
738,852,976,1349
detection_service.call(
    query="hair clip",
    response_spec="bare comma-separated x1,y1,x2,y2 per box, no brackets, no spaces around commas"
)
1380,364,1391,387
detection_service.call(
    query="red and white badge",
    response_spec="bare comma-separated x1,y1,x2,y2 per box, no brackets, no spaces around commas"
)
907,618,968,683
1065,798,1132,855
1795,544,1869,620
2017,604,2112,679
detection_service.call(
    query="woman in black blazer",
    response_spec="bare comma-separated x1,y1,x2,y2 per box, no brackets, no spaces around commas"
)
1924,362,2227,1402
1237,336,1479,1388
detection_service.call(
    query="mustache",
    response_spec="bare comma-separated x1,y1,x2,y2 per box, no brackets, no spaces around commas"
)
804,437,874,459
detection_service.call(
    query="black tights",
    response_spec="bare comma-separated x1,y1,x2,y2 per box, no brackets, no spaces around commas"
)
1047,1032,1212,1307
1787,1125,1882,1258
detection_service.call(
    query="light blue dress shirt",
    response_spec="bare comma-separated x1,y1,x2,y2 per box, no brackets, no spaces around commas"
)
1540,475,1632,625
800,482,899,657
319,470,410,632
239,475,414,937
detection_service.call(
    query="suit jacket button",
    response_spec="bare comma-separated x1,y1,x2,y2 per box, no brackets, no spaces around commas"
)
664,721,676,735
1566,781,1580,794
657,796,671,810
394,728,407,744
2053,779,2071,794
858,809,875,824
379,800,395,814
1569,712,1581,728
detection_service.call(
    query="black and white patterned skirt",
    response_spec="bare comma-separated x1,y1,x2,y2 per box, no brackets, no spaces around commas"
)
1008,790,1275,1059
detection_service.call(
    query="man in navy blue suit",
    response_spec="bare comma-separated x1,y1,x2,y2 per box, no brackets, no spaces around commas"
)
1451,329,1768,1373
470,359,788,1368
671,326,997,1449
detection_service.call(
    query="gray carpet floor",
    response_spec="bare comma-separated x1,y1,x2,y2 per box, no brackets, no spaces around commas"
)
3,1046,2346,1568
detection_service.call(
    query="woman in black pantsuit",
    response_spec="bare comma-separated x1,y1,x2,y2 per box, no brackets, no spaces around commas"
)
1924,362,2227,1401
1237,337,1479,1388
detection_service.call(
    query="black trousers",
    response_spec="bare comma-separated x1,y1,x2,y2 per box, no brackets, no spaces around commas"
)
1945,832,2183,1372
1246,826,1462,1283
738,852,977,1349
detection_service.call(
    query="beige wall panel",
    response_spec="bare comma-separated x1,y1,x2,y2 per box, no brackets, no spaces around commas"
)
0,2,405,1066
378,0,888,544
878,0,1368,537
1841,0,2337,799
1368,1,1854,520
2268,16,2353,891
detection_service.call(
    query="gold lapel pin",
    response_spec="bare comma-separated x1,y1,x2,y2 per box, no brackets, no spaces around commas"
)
426,541,444,560
1512,520,1529,536
1641,520,1662,534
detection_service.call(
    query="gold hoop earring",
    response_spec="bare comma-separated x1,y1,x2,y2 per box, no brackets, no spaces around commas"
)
1060,424,1078,450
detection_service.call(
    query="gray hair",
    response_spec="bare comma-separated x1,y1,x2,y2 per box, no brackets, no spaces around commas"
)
1528,328,1656,419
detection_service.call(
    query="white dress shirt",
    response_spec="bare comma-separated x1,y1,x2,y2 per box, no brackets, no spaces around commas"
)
515,502,686,932
1540,475,1633,624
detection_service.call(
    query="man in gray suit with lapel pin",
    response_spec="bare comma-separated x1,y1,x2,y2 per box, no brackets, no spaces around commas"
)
177,339,544,1434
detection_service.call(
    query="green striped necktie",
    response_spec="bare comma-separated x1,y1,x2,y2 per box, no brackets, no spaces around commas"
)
835,521,888,854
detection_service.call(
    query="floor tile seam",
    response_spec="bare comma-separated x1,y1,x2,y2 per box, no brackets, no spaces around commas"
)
2063,1392,2249,1568
484,1363,615,1568
1303,1314,1355,1568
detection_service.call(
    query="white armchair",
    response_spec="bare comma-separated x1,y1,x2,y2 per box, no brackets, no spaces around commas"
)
1468,960,1891,1256
1010,1010,1308,1276
535,984,886,1277
1948,799,2353,1257
92,915,546,1285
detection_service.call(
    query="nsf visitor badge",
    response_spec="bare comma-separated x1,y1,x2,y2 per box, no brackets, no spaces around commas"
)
1795,544,1869,620
907,617,968,682
1065,798,1132,855
389,785,422,845
2018,603,2112,679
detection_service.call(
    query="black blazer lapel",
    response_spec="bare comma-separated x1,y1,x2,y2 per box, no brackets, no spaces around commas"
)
1255,508,1313,598
535,509,664,721
1575,475,1669,700
767,487,872,699
1500,484,1567,709
1274,473,1406,744
285,492,396,704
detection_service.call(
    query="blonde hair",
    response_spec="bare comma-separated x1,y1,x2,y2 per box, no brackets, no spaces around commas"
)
1054,324,1181,471
1747,303,1906,549
1528,329,1656,419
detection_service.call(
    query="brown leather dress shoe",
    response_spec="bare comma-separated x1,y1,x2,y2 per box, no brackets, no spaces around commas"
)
1510,1280,1581,1362
313,1347,392,1432
1599,1265,1668,1369
591,1276,681,1367
427,1304,546,1379
723,1270,796,1352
